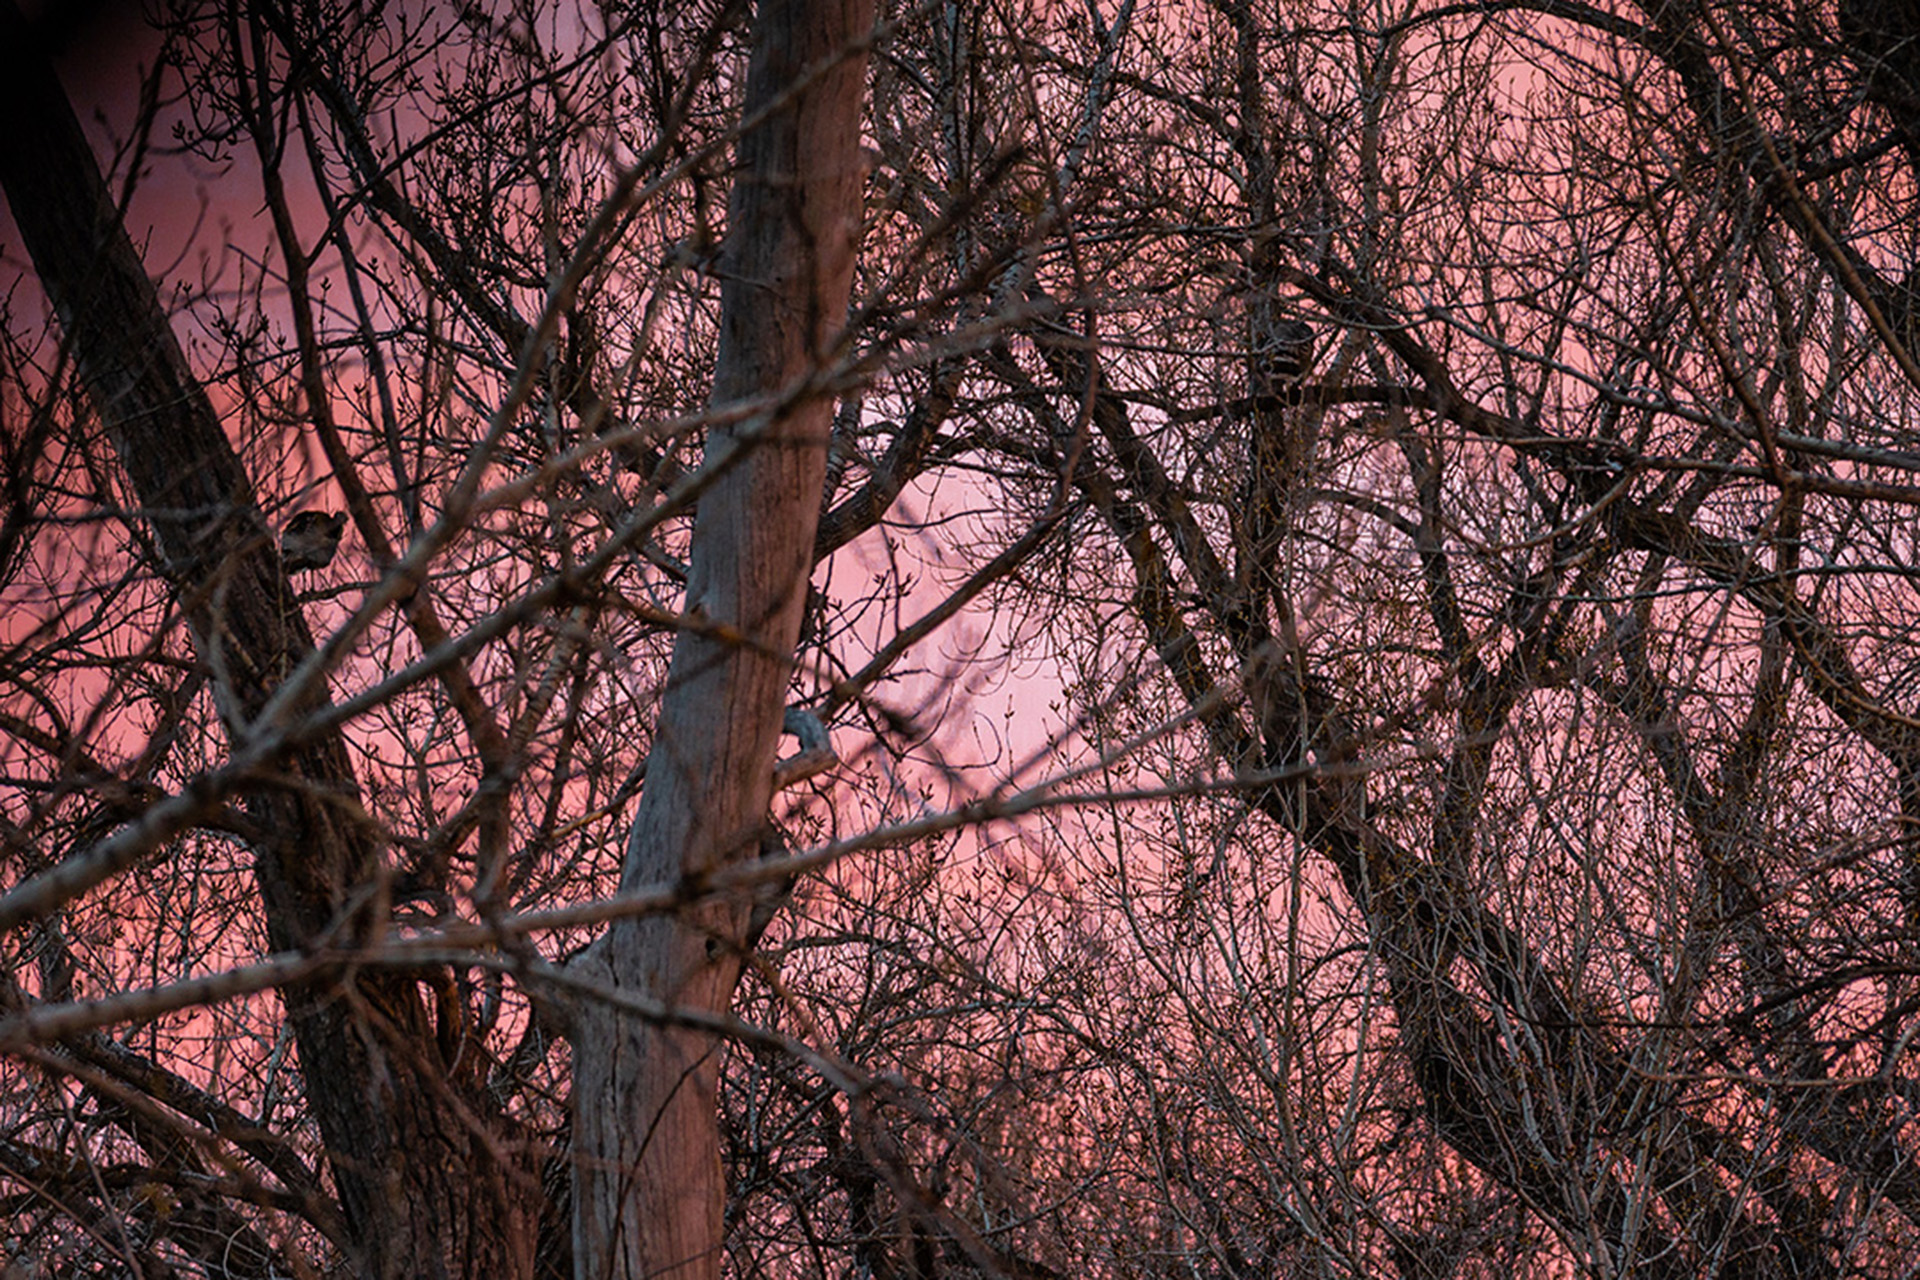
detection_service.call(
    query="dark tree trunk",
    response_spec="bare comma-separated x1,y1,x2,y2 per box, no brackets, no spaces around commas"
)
0,8,539,1276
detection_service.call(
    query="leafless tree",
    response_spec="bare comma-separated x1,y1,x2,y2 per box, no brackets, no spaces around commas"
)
3,0,1920,1278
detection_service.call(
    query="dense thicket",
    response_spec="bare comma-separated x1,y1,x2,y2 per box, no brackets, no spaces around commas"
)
2,0,1919,1277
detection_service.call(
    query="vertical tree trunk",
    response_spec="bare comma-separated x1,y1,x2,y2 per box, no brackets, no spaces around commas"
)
569,1,871,1276
0,10,538,1277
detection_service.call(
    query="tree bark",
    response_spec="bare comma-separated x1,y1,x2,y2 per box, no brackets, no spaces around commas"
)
0,9,538,1276
568,0,871,1276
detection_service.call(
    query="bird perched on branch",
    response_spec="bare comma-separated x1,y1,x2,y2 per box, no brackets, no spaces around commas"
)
1251,313,1316,394
282,511,347,573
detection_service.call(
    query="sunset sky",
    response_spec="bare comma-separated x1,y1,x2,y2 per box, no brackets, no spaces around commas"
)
4,1,1920,1276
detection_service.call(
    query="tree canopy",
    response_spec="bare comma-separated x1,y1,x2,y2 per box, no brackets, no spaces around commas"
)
3,0,1920,1276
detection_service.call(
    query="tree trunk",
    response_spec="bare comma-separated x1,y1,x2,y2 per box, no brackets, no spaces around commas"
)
0,9,538,1276
568,0,871,1276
